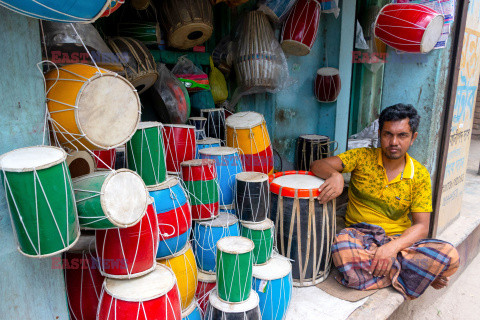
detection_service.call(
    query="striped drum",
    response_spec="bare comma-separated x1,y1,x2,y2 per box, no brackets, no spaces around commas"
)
240,219,274,265
196,137,221,159
163,124,196,173
93,149,116,170
195,271,216,315
200,108,226,141
205,289,261,320
182,300,202,320
235,172,269,223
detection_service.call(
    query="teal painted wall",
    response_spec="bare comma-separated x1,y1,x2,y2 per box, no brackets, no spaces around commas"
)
0,7,69,319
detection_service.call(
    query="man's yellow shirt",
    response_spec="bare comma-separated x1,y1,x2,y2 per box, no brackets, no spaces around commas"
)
337,147,432,236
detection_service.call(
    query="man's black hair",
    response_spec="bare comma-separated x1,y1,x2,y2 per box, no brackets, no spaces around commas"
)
379,103,420,134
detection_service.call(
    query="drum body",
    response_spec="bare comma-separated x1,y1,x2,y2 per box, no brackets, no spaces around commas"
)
281,0,321,56
295,134,333,171
200,108,226,141
0,146,79,257
93,149,116,170
196,138,222,159
205,289,261,320
192,213,239,273
374,4,445,53
269,171,335,286
182,300,202,320
258,0,297,23
196,271,216,315
235,172,269,223
148,178,192,258
188,117,207,141
240,219,274,265
163,124,196,173
314,67,341,102
118,22,162,45
101,0,124,17
45,64,140,151
126,122,167,186
67,150,95,178
73,169,148,229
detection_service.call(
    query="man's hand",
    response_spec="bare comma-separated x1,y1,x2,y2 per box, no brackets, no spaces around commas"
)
317,172,344,204
370,241,400,278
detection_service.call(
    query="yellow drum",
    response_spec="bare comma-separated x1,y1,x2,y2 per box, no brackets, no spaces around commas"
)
158,242,198,310
45,64,141,151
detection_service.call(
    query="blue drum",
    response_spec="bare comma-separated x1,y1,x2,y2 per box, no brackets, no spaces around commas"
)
196,137,222,159
258,0,297,23
252,255,293,320
219,204,235,216
192,212,239,273
182,300,202,320
199,146,243,206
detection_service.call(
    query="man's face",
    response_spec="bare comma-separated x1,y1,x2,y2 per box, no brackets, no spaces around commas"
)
379,119,418,160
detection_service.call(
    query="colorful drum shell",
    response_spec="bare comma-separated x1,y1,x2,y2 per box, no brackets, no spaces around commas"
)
314,67,341,103
188,117,207,141
0,146,79,257
235,172,270,223
240,219,274,266
101,0,124,17
181,159,219,221
195,271,216,315
126,122,167,186
148,178,192,258
258,0,297,23
196,137,221,159
93,149,116,170
163,124,196,173
219,204,235,215
158,243,198,310
182,300,202,320
295,134,332,171
200,108,226,141
205,289,261,320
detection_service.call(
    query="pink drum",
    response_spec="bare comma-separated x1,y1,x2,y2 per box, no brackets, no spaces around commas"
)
93,149,116,170
374,4,444,53
163,124,196,173
281,0,321,56
314,67,341,103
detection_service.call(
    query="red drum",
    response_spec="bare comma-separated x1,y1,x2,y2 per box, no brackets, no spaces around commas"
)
95,198,159,279
374,4,444,53
163,124,196,173
314,67,341,103
97,264,182,320
195,270,216,316
93,149,116,170
281,0,321,56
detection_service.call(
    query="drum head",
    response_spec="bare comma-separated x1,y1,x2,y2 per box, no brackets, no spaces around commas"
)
163,124,196,130
198,270,216,283
181,159,215,167
272,174,324,190
236,172,268,183
241,218,273,231
316,67,339,76
181,300,199,318
147,176,179,192
169,22,213,50
216,236,254,254
226,111,264,129
0,146,66,172
299,134,330,142
198,212,238,227
421,14,444,53
197,137,221,145
198,146,237,156
209,289,259,312
252,254,292,280
137,121,163,130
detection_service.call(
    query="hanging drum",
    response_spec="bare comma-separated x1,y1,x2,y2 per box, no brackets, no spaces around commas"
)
257,0,297,23
195,271,216,316
205,289,261,320
159,0,213,50
295,134,336,171
200,108,226,142
93,149,116,170
163,124,196,173
66,150,95,178
314,67,341,102
118,22,162,46
235,172,269,223
374,4,444,53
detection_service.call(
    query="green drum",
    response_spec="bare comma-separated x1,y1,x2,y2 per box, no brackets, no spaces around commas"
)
126,122,167,186
73,169,148,229
241,219,274,265
216,236,254,303
118,22,162,46
0,146,79,257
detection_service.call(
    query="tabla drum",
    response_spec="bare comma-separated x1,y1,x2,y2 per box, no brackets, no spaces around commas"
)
182,300,202,320
192,212,239,273
163,124,196,173
101,0,124,17
181,159,219,221
0,146,79,257
93,149,116,170
126,122,167,186
240,219,274,266
269,171,335,286
67,150,95,178
195,271,216,316
295,134,336,171
314,67,341,102
118,22,162,46
374,4,444,53
205,289,261,320
73,169,148,229
45,64,140,151
196,137,222,159
200,108,226,141
281,0,321,56
97,263,182,319
235,172,269,223
159,0,213,50
158,243,198,310
188,117,207,141
95,197,158,279
252,255,293,320
258,0,297,23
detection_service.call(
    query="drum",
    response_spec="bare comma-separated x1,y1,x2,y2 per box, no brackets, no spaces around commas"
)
97,263,182,319
73,169,148,229
107,37,158,94
93,149,116,170
295,134,335,171
235,172,270,223
181,159,219,221
314,67,341,102
269,171,335,286
101,0,124,17
188,117,207,141
114,145,126,170
196,138,222,159
67,150,95,178
159,0,213,50
95,197,158,279
192,212,239,273
182,300,202,320
0,146,79,257
205,289,261,320
200,108,226,141
240,219,274,266
252,255,293,320
281,0,321,56
126,122,167,186
163,124,196,173
258,0,297,23
219,204,235,215
158,243,198,310
131,0,151,10
45,64,140,151
374,4,444,53
226,112,274,175
118,22,162,46
198,147,243,206
216,236,254,303
196,271,216,316
148,177,192,258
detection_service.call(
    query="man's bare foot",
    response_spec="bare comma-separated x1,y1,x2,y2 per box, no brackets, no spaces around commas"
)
431,276,449,289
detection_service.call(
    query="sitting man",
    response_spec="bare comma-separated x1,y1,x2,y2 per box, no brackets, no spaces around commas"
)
311,104,459,300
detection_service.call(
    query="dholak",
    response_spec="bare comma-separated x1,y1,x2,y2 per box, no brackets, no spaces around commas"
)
235,172,269,223
252,255,293,320
188,117,207,141
93,149,116,170
159,0,213,50
196,137,222,159
45,64,140,151
181,159,219,221
195,271,216,316
374,4,444,53
163,124,196,173
126,122,167,186
295,134,336,171
240,219,274,266
95,197,159,279
118,22,162,46
182,300,202,320
67,150,95,178
0,146,79,257
198,147,243,206
205,289,261,320
158,243,198,310
314,67,341,102
192,212,239,273
258,0,297,23
97,263,182,319
269,171,335,286
226,112,274,175
281,0,321,56
200,108,226,141
73,169,148,229
148,177,192,258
